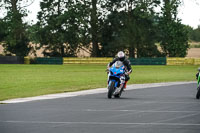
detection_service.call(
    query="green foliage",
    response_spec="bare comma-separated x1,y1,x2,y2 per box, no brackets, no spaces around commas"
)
159,0,189,57
184,25,194,40
0,0,191,57
159,20,189,57
100,11,126,57
184,25,200,42
0,0,31,56
36,0,90,57
0,19,7,42
190,26,200,42
100,0,162,57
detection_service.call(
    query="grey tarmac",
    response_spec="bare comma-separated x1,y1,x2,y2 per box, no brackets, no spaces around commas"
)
0,81,200,133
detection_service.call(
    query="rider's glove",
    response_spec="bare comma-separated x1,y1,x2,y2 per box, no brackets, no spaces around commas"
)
126,70,132,75
107,64,110,70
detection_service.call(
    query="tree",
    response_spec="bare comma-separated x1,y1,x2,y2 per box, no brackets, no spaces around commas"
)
36,0,90,57
90,0,99,57
159,0,189,57
190,26,200,42
87,0,108,57
100,0,162,57
0,0,32,56
120,1,162,58
0,19,7,42
100,11,127,57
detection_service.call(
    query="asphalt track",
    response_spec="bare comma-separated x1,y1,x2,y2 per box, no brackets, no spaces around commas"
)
0,82,200,133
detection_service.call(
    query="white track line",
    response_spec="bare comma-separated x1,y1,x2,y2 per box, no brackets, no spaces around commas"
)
0,81,195,104
1,120,200,126
84,109,199,113
155,112,200,123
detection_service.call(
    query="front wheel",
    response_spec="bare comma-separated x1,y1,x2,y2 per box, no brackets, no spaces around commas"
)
114,93,121,98
108,81,115,99
196,87,200,99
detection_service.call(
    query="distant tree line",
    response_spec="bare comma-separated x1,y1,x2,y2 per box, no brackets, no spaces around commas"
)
0,0,198,57
185,25,200,42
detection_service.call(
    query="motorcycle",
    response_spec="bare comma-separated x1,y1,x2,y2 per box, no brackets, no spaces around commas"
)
196,68,200,99
107,61,126,99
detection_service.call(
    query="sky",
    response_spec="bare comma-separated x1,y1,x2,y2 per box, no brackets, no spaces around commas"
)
178,0,200,28
25,0,200,29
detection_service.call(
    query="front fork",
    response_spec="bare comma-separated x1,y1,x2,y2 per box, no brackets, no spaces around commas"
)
107,76,125,89
108,80,118,88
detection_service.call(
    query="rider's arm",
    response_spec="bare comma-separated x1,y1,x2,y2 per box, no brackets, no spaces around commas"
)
124,60,132,74
108,58,118,67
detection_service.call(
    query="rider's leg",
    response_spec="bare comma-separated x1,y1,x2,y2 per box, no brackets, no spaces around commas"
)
124,75,130,89
124,81,128,89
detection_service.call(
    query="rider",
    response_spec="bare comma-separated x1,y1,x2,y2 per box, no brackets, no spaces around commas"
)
196,72,199,80
196,68,200,80
107,51,132,89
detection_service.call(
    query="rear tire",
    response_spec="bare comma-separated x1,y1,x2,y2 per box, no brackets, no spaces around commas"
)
108,81,115,99
196,87,200,99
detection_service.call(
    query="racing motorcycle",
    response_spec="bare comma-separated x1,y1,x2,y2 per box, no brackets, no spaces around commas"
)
196,68,200,99
107,61,126,99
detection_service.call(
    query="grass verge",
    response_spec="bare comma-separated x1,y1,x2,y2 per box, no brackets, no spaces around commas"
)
0,64,198,101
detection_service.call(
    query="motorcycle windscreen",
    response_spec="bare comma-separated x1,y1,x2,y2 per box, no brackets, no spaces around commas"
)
114,61,123,69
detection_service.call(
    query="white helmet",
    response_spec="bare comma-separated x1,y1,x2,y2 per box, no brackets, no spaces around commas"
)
117,51,125,61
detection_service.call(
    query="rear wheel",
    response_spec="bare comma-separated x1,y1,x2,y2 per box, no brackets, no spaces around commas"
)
108,81,115,99
196,87,200,99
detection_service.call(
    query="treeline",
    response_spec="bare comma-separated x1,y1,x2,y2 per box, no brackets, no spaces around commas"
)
0,0,196,57
186,26,200,42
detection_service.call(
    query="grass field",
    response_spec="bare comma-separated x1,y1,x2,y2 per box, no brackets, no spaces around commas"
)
0,64,198,101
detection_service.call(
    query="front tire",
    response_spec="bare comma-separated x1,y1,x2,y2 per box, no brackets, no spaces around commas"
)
196,87,200,99
114,93,120,98
108,81,115,99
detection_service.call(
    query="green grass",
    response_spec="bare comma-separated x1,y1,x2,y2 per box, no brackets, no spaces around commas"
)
0,64,198,101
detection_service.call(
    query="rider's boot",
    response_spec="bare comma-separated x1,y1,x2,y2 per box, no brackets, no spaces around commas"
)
124,81,128,89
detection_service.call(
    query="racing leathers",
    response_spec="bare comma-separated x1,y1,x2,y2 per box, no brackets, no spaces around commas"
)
108,57,132,88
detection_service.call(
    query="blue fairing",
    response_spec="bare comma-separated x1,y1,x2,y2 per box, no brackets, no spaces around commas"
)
109,64,125,88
